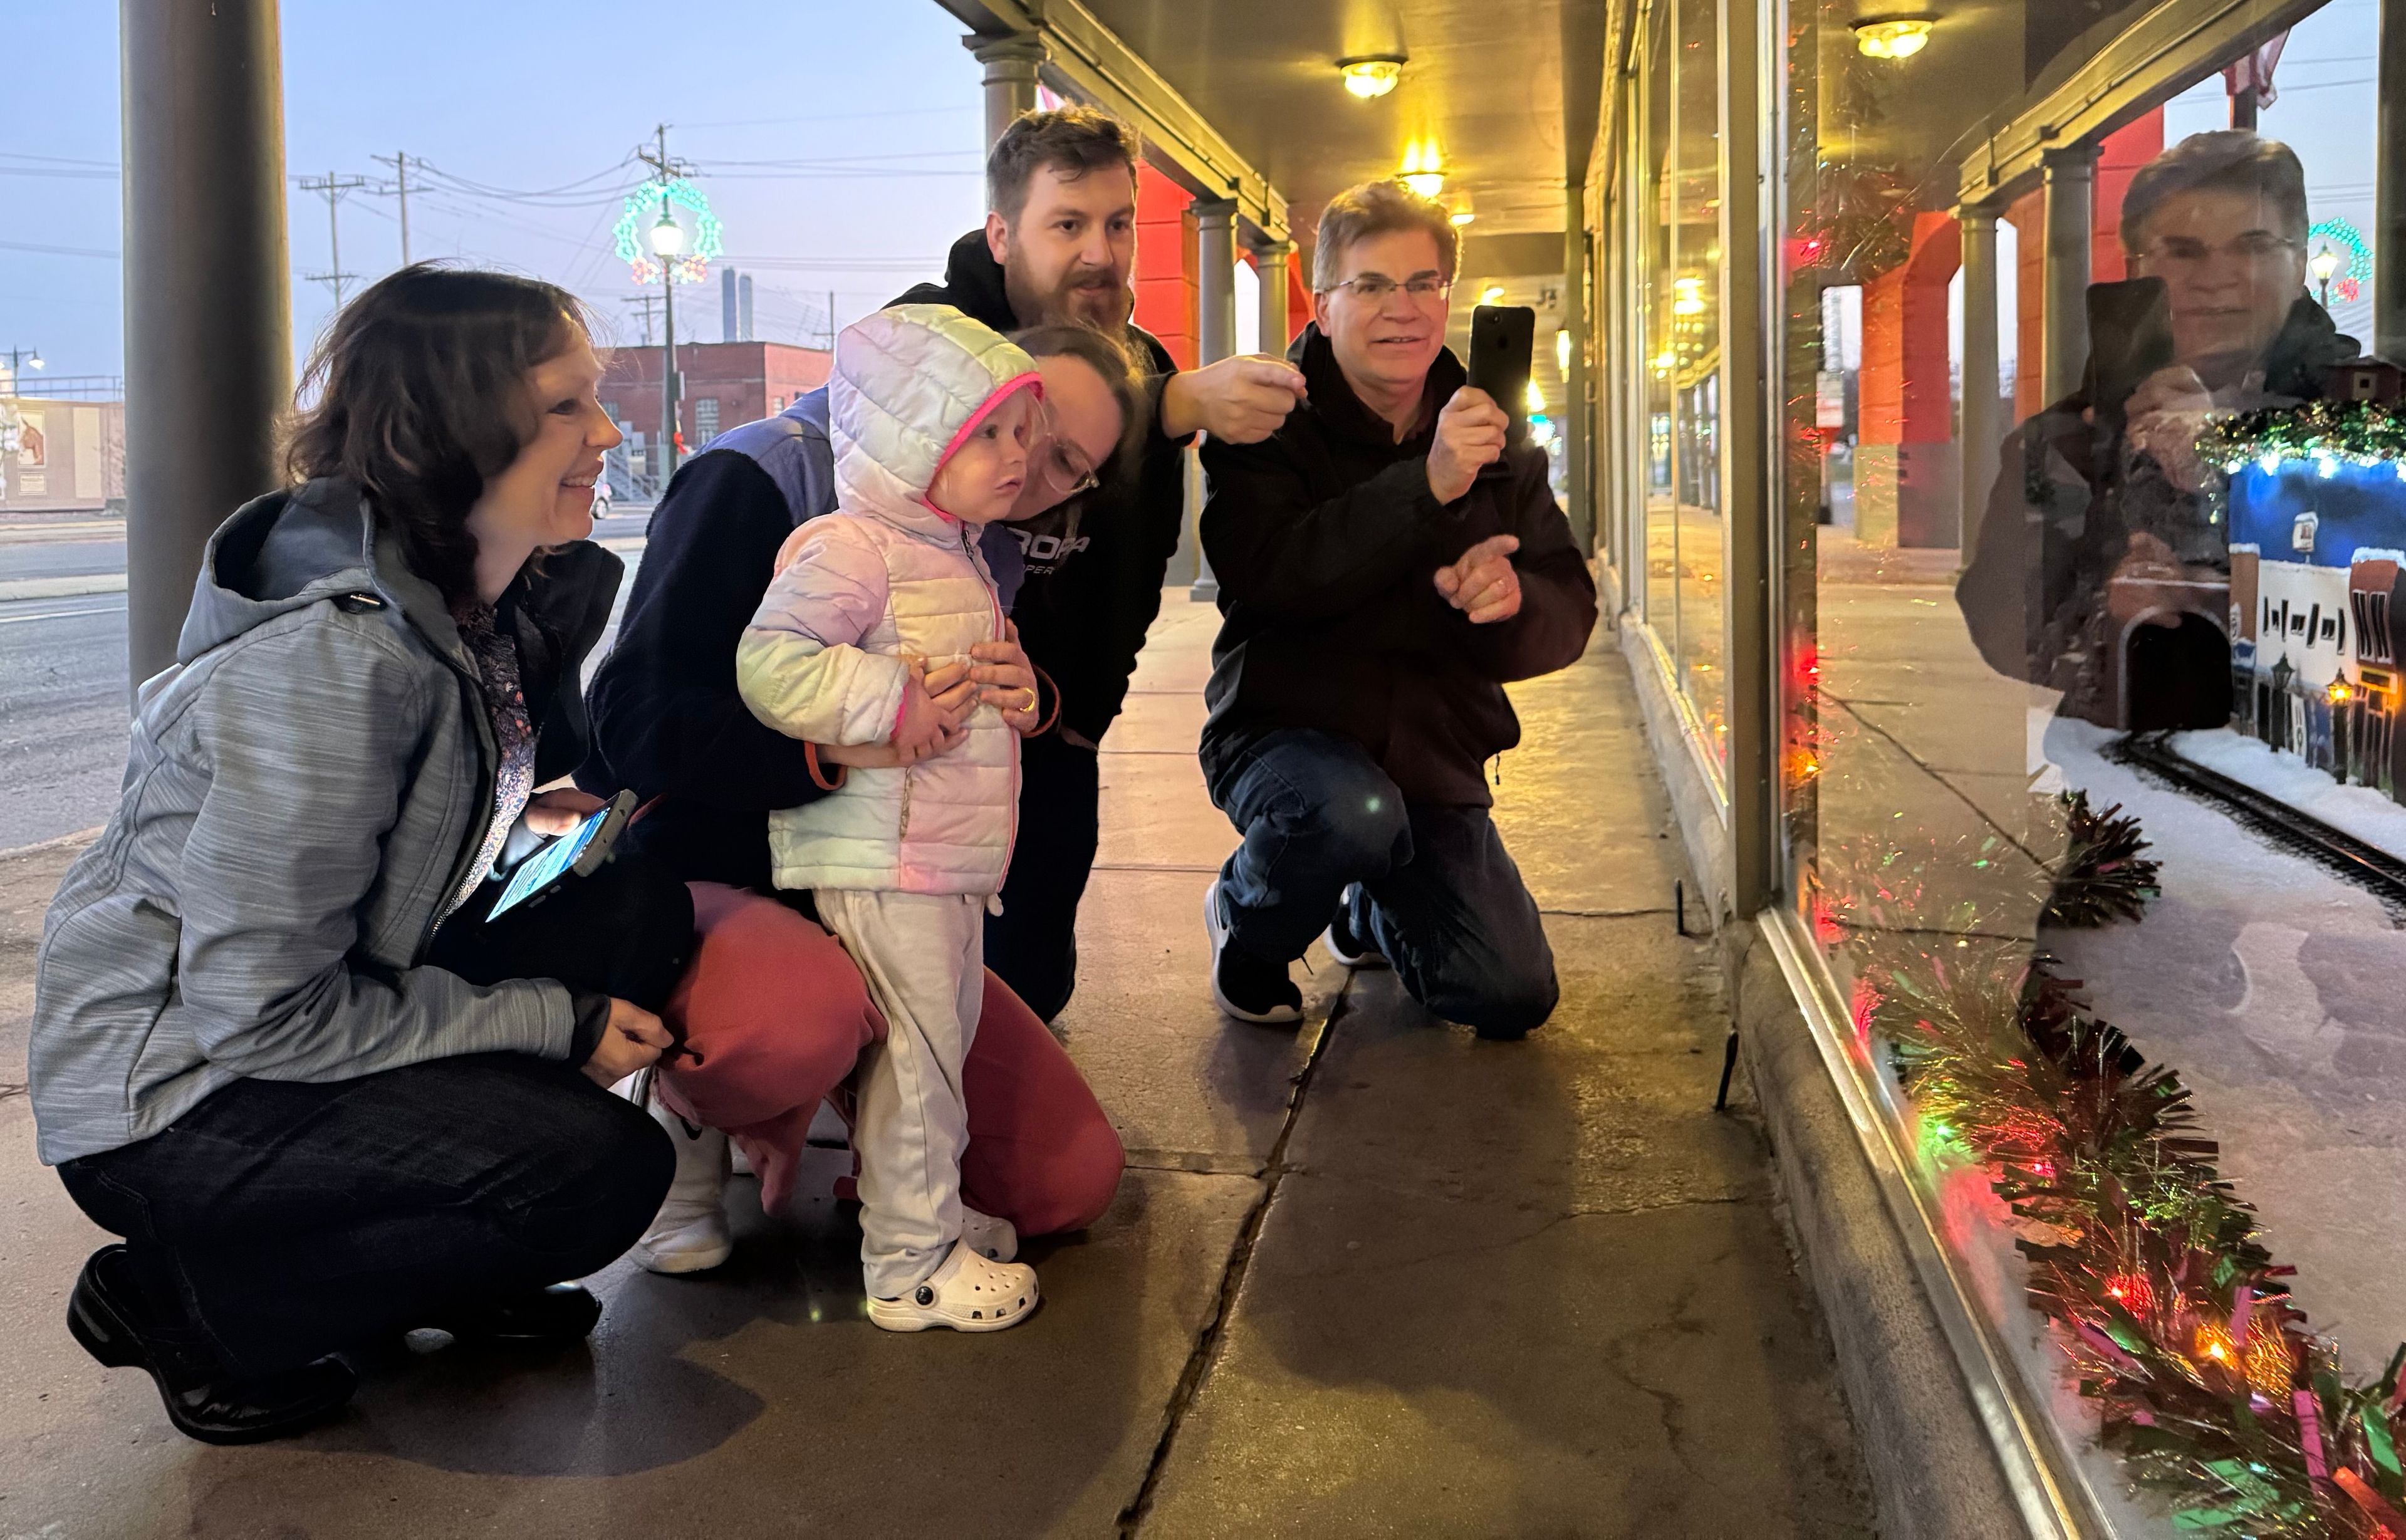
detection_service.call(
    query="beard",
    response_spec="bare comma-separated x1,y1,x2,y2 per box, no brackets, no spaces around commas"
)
1007,254,1133,336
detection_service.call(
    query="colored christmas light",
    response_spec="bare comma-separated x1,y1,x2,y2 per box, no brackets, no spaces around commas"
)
612,176,724,286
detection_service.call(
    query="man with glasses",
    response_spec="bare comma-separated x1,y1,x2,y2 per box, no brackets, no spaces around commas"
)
1958,130,2359,728
1196,179,1598,1034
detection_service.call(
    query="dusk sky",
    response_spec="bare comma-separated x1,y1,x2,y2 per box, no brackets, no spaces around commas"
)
6,1,996,382
4,2,2385,392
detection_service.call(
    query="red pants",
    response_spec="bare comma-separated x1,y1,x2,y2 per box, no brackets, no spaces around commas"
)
655,883,1123,1232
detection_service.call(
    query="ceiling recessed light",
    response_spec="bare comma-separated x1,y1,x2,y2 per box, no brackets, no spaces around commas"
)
1337,55,1405,99
1852,16,1935,57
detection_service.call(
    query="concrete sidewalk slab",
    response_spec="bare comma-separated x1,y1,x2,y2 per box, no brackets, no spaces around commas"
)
1056,866,1336,1174
3,1124,1256,1540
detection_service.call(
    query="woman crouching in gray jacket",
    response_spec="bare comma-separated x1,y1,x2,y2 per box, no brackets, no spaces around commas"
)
30,267,681,1444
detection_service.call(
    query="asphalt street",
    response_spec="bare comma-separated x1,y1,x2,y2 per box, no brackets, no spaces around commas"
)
0,510,649,853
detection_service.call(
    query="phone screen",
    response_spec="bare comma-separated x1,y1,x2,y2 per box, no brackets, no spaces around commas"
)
487,804,611,920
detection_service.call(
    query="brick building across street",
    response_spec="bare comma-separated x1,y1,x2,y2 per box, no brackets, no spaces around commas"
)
602,340,831,479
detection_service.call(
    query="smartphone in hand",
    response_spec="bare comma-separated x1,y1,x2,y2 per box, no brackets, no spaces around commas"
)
1467,304,1537,457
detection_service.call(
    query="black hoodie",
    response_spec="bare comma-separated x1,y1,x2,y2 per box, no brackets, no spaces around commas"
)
1198,326,1598,807
892,230,1192,747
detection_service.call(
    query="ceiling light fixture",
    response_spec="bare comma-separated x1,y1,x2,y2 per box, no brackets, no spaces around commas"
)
1399,141,1445,199
1337,55,1405,99
1852,16,1936,58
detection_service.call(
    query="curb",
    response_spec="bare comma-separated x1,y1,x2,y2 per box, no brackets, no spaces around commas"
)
0,575,127,603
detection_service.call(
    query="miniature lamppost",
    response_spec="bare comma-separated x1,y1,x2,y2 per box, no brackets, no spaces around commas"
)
2311,245,2343,310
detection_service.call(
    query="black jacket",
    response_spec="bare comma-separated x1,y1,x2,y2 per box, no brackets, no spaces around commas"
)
894,230,1193,746
1199,326,1597,806
584,450,822,890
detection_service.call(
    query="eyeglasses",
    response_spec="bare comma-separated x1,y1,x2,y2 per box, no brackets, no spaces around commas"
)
1029,398,1101,501
1326,273,1452,303
2139,232,2302,271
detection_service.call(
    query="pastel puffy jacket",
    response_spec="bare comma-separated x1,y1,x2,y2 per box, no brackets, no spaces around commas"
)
736,304,1038,896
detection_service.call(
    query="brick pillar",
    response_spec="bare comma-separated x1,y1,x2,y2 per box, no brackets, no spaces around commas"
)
1854,212,1962,547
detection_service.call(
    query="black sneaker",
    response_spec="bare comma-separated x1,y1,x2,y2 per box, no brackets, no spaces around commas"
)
1204,880,1303,1026
68,1244,355,1445
1321,885,1390,970
428,1282,603,1346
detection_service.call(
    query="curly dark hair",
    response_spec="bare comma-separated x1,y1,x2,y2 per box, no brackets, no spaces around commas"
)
284,264,588,604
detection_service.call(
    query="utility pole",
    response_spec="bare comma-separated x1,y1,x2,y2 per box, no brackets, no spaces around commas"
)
297,170,370,308
371,151,412,265
622,293,662,348
635,124,695,481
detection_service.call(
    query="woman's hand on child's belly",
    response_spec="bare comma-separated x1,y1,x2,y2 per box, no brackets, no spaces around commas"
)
971,621,1043,736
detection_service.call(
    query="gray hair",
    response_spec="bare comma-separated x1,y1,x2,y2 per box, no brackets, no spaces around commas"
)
1311,179,1461,291
2121,130,2310,255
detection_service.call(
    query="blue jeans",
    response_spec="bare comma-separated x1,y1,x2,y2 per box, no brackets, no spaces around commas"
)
1208,729,1558,1037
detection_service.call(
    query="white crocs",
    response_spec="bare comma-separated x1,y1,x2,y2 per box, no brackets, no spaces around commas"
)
962,1207,1018,1263
867,1241,1039,1333
630,1096,733,1275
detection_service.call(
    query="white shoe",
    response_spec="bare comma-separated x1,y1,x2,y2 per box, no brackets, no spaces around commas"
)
631,1098,734,1275
962,1207,1018,1263
867,1242,1039,1334
1321,883,1390,970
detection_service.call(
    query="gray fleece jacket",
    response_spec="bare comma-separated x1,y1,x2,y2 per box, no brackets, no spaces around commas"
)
29,478,623,1165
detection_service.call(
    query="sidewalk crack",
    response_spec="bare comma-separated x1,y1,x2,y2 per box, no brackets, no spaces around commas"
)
1115,979,1353,1537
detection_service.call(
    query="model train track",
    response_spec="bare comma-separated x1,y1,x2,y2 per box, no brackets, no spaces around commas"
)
2110,732,2406,920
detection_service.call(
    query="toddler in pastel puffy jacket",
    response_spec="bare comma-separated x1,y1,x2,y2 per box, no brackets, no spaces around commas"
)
737,304,1050,1332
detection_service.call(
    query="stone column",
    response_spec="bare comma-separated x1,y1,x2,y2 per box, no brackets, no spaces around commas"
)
1191,199,1239,600
2380,0,2406,360
1958,202,2002,557
967,33,1046,153
122,0,291,692
1251,238,1294,355
1563,221,1592,554
2041,144,2098,405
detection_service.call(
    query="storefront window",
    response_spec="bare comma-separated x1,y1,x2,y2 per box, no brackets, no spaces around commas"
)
1761,0,2406,1527
1641,1,1675,629
1672,0,1724,759
1628,0,1730,768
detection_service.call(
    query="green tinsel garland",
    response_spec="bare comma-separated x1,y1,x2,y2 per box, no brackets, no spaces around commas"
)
2194,398,2406,474
2041,791,2164,930
1851,846,2406,1535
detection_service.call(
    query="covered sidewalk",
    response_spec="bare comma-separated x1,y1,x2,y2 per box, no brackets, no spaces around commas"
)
0,595,1870,1537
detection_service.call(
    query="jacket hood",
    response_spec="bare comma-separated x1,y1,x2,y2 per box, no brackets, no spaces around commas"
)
934,230,1018,333
178,476,623,676
179,478,463,663
829,304,1041,540
1291,322,1467,449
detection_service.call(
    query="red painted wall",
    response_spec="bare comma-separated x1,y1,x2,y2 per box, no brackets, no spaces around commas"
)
1133,160,1198,369
2093,108,2166,283
1858,212,1962,446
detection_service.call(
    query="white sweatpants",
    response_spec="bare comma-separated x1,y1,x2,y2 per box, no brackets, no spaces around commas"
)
815,888,985,1298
